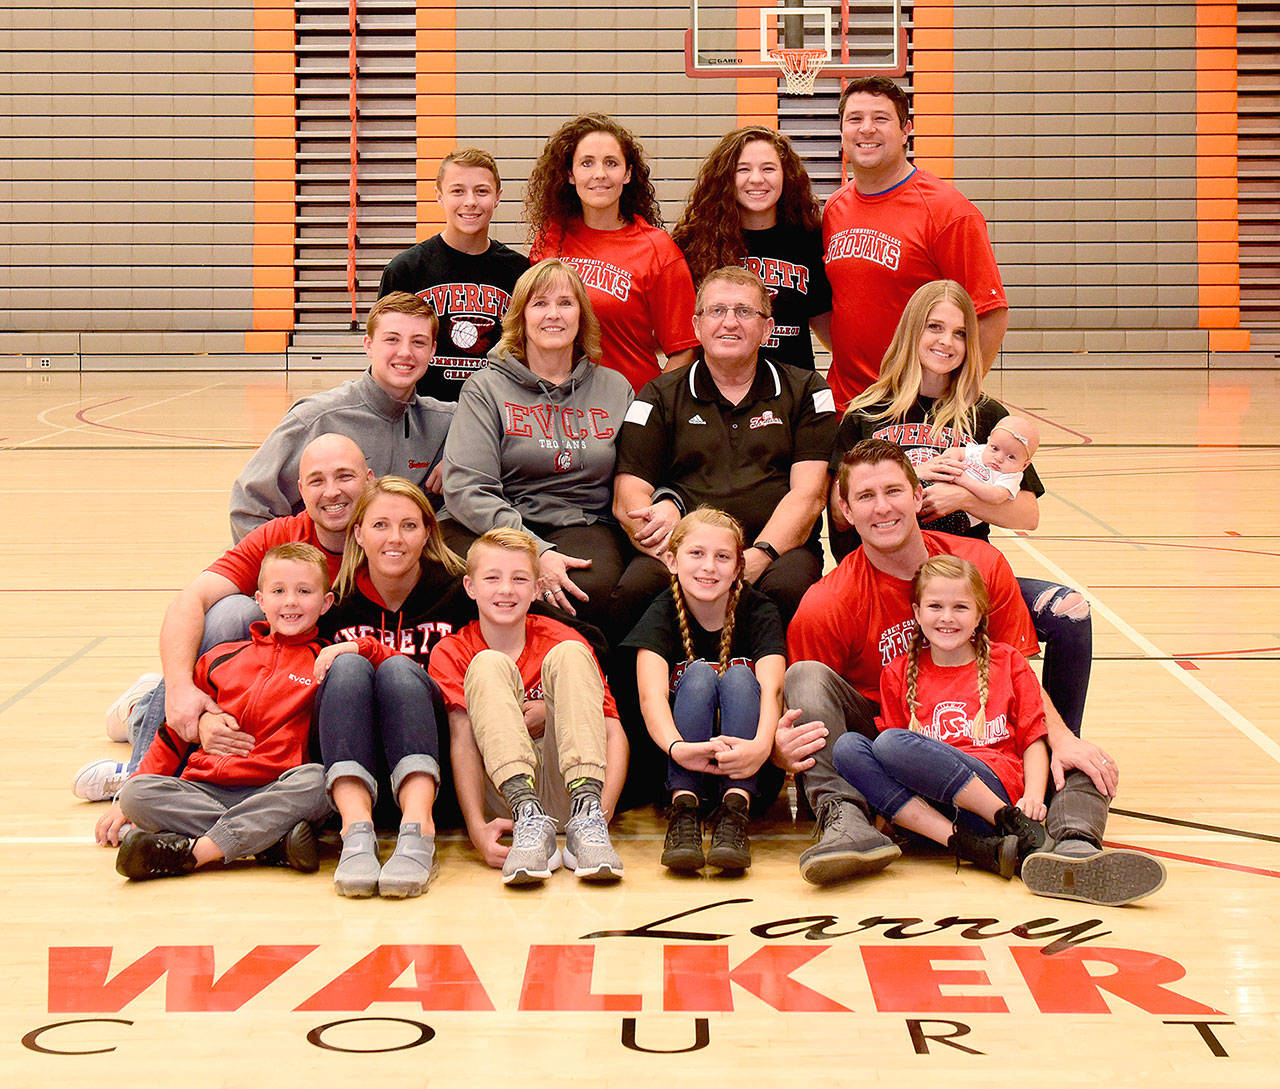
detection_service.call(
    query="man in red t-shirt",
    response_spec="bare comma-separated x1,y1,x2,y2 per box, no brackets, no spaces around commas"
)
822,77,1009,406
780,439,1165,906
73,434,373,802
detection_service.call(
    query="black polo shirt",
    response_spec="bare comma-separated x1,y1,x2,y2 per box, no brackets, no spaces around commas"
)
616,356,837,545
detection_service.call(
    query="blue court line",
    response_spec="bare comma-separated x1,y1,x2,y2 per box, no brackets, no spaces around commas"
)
0,638,106,716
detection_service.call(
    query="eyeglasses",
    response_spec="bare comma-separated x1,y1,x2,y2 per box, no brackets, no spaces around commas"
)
697,304,767,322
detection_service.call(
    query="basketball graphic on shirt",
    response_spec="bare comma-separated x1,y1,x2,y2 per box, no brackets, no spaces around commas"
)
451,319,479,349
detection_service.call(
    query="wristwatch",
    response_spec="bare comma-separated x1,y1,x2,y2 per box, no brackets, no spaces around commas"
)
752,540,780,562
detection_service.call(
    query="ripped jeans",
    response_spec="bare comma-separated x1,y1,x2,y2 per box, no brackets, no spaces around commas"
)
1017,577,1091,735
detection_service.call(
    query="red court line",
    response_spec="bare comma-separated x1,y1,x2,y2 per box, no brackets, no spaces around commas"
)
1000,401,1094,445
1017,537,1280,559
1103,840,1280,879
73,401,243,446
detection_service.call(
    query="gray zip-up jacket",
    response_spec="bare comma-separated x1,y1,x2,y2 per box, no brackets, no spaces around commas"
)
442,349,633,552
229,370,455,542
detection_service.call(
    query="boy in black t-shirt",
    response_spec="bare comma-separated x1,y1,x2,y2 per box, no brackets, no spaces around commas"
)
378,148,530,401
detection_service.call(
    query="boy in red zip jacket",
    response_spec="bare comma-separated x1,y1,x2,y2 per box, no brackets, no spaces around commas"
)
96,543,394,881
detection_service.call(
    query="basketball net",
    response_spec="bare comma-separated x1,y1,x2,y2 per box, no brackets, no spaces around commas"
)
767,48,828,95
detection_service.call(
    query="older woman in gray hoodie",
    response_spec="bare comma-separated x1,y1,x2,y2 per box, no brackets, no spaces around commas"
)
442,259,633,634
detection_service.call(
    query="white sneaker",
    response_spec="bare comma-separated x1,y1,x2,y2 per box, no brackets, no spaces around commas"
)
104,673,161,742
72,759,131,802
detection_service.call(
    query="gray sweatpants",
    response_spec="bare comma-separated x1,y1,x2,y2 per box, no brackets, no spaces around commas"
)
117,763,332,861
784,661,1109,845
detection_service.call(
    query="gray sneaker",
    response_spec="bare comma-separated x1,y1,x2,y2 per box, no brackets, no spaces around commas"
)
334,821,381,898
377,822,438,898
799,799,901,885
503,803,561,886
563,795,623,882
1021,840,1166,906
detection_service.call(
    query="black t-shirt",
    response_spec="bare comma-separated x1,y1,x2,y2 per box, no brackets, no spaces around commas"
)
829,393,1045,558
622,585,785,692
378,235,530,402
742,224,832,372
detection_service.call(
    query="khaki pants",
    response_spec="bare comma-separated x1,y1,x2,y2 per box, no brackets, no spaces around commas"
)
464,641,608,824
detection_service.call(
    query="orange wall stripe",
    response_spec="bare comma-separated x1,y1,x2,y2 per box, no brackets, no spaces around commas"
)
908,1,954,183
1196,1,1245,349
417,6,457,234
736,0,776,128
251,0,296,343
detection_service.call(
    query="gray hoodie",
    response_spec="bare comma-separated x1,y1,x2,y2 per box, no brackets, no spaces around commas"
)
229,370,455,542
442,349,633,552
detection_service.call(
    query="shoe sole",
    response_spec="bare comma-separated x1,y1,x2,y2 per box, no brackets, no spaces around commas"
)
562,847,622,881
661,847,705,873
706,847,751,872
334,875,380,898
800,841,901,886
378,857,439,899
1022,848,1167,906
502,847,562,886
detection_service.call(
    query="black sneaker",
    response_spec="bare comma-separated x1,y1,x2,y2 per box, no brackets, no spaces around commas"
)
706,793,751,872
661,795,704,872
994,804,1047,865
116,829,198,880
949,824,1018,879
256,821,319,874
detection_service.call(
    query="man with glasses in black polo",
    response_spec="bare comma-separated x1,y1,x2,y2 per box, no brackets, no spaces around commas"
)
610,265,837,637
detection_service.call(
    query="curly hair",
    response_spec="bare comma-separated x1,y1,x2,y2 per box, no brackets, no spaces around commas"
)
672,126,822,286
524,114,662,246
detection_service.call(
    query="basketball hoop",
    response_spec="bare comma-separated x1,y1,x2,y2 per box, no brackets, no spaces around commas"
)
767,48,828,95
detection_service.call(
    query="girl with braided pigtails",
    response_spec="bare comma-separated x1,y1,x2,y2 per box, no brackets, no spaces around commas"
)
831,555,1051,882
622,509,788,873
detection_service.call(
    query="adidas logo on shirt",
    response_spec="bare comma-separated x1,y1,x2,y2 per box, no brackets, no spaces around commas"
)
688,414,707,425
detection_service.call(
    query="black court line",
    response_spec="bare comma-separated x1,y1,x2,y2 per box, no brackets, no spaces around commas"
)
1109,807,1280,845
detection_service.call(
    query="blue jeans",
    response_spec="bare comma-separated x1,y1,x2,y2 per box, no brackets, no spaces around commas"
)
316,653,442,806
1018,577,1091,735
832,728,1010,835
667,661,761,798
126,594,264,770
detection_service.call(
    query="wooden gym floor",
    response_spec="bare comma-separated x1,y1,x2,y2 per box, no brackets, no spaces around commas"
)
2,365,1278,1085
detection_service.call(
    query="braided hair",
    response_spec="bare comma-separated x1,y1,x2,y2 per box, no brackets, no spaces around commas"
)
906,555,992,741
666,507,746,675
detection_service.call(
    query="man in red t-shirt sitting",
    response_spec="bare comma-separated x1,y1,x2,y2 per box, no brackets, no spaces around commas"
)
780,439,1165,906
73,433,373,801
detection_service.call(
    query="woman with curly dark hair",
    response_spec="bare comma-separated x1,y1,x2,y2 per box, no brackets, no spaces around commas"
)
527,114,697,391
672,127,832,371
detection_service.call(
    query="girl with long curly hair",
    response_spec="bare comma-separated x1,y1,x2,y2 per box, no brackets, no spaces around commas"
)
526,114,697,391
672,126,832,370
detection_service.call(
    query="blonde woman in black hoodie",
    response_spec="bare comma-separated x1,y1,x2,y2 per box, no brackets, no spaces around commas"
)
317,476,472,899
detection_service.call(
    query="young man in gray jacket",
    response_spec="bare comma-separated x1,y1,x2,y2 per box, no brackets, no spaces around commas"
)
229,292,455,541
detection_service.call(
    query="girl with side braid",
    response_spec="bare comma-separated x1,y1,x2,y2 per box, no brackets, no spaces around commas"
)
622,509,787,873
831,556,1051,881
